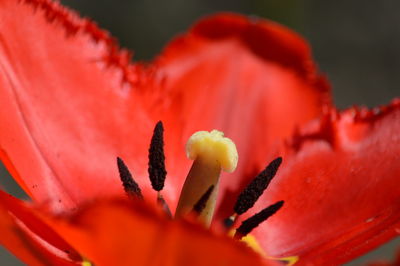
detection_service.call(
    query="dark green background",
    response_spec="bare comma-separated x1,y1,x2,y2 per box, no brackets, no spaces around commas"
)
1,0,399,265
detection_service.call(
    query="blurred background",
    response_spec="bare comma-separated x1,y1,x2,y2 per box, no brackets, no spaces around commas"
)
1,0,399,265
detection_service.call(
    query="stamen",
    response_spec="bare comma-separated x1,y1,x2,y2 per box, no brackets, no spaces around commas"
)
234,200,284,239
175,130,238,226
193,185,215,215
147,121,172,215
234,157,282,215
148,121,167,191
117,157,143,199
156,192,172,218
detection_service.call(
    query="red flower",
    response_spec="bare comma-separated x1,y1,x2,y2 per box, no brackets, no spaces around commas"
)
0,0,398,265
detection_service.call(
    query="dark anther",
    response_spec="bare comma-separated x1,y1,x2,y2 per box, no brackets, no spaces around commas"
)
234,157,282,215
117,157,143,199
193,185,215,214
234,200,284,239
148,121,167,191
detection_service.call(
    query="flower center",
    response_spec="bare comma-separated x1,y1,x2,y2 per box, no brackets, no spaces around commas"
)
116,121,294,261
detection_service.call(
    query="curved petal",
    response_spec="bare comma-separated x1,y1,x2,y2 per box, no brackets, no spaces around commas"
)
248,100,400,264
0,190,81,265
42,199,274,266
0,187,273,265
0,0,330,212
152,13,331,215
0,0,157,210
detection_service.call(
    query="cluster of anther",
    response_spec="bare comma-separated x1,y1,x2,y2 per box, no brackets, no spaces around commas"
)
228,157,284,239
116,121,284,239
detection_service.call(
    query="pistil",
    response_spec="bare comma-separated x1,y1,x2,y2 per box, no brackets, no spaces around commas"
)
175,130,238,226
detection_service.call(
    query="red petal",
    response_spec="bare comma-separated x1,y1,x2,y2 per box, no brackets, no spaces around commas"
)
0,190,274,266
0,0,157,210
153,14,331,212
0,0,330,212
248,100,400,264
42,199,274,266
0,190,81,265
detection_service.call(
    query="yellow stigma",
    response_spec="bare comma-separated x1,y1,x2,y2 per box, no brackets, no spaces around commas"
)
186,130,238,172
175,130,238,226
